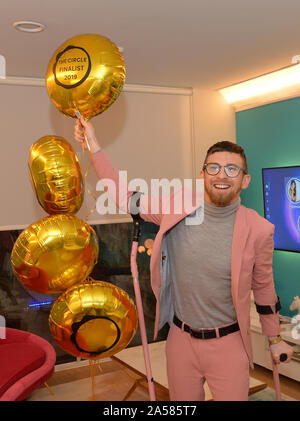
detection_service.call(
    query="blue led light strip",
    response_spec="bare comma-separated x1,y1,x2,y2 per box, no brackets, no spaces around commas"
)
28,300,52,308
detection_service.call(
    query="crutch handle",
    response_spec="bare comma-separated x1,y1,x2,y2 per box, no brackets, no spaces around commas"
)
279,353,288,362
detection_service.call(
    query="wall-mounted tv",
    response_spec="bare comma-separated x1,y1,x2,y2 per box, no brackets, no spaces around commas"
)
262,166,300,253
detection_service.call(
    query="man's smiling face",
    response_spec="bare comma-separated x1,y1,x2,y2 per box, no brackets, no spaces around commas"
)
200,151,251,207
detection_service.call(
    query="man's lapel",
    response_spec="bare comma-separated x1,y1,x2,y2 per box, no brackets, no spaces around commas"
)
231,205,249,310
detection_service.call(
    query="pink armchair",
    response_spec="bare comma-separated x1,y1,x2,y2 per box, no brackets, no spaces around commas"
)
0,327,56,401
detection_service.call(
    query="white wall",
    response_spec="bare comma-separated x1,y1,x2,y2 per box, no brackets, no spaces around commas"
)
192,88,236,176
0,81,236,230
0,80,194,229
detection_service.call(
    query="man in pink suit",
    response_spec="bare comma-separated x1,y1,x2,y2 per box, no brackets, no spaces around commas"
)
74,118,293,401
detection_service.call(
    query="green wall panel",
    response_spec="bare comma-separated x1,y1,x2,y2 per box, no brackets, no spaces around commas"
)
236,97,300,318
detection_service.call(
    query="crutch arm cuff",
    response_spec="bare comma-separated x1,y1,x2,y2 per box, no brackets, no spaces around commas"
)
255,296,281,315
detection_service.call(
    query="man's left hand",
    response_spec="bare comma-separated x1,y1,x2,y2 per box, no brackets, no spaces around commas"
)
270,340,294,364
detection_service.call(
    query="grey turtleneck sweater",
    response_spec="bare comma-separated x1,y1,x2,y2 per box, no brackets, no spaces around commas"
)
165,198,240,329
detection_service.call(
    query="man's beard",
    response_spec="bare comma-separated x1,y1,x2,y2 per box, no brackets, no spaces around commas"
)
209,193,234,206
205,182,241,207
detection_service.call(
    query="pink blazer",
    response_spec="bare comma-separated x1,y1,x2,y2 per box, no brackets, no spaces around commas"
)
91,150,280,368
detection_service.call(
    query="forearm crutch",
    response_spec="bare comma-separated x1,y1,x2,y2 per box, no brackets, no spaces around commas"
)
130,209,156,401
271,353,287,401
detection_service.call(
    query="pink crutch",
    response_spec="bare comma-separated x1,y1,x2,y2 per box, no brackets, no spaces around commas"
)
130,211,156,401
271,352,287,401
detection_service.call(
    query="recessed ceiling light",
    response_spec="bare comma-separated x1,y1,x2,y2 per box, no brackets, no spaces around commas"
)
13,21,45,33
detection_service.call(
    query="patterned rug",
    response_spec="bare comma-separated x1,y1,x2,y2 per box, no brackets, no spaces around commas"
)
249,387,296,401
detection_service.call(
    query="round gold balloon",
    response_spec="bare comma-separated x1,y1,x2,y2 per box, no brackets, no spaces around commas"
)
29,135,84,215
49,279,138,360
46,33,126,120
11,215,99,294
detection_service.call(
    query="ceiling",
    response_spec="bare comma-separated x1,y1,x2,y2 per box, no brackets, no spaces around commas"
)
1,0,300,90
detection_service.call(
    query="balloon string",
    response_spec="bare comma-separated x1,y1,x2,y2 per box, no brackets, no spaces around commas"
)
89,359,96,401
88,359,103,401
81,148,97,221
77,111,96,220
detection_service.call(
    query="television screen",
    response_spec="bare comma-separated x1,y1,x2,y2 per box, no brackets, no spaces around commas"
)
262,166,300,253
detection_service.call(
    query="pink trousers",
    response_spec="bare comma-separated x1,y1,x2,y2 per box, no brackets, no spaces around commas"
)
166,322,250,401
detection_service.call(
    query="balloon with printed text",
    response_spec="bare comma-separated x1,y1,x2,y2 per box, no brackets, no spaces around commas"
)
46,33,126,120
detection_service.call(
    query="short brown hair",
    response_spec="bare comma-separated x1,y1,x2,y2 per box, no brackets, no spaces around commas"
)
203,141,248,174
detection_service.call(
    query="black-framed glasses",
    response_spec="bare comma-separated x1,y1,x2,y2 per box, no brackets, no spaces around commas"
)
203,163,247,178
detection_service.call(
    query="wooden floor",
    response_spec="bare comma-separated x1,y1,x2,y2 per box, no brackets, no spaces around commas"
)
44,359,169,401
250,364,299,401
41,359,299,401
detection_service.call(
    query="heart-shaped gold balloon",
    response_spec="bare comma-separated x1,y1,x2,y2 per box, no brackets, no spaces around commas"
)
49,279,138,359
11,215,99,294
46,33,126,120
29,135,83,215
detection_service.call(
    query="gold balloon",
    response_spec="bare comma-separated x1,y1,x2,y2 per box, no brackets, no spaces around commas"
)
49,279,138,360
46,33,126,120
11,215,99,294
29,135,83,215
